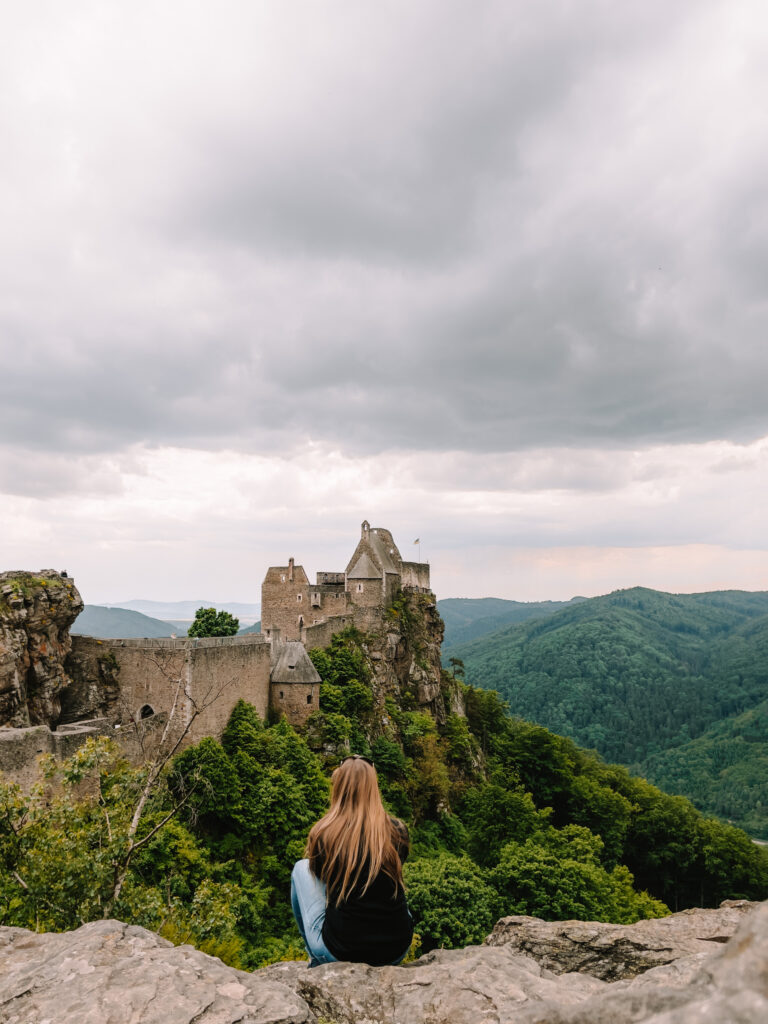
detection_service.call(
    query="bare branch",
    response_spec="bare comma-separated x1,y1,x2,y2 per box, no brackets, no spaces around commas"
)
129,784,198,854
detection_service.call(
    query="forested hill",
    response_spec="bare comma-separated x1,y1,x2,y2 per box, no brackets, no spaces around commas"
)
72,605,178,638
438,596,583,651
450,587,768,837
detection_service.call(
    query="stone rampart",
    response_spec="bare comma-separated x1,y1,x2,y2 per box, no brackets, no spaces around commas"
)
302,615,354,651
78,634,273,744
0,719,113,791
401,560,431,590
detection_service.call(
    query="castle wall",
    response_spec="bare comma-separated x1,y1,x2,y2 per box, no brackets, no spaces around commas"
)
347,577,385,609
400,561,431,591
90,635,272,745
349,606,390,633
0,719,114,792
307,584,351,625
187,640,271,740
303,615,355,651
3,635,276,789
0,725,55,789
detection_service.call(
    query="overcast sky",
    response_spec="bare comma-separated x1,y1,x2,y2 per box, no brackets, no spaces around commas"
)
2,0,767,605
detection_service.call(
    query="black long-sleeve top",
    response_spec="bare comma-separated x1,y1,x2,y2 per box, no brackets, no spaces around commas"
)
313,817,413,966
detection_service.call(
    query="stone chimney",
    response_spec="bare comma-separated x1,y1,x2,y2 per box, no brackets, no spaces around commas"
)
288,557,294,582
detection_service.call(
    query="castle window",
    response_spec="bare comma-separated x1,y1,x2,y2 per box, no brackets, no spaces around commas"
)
279,690,284,699
296,593,302,602
307,694,312,704
357,583,363,593
280,574,286,583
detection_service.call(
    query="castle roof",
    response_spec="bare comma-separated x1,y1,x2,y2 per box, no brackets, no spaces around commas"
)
367,528,402,574
270,642,321,684
345,526,402,578
347,552,382,579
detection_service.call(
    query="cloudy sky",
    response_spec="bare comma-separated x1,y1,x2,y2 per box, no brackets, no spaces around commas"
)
2,0,767,605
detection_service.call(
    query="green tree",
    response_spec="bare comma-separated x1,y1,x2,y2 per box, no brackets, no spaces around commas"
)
459,780,547,866
488,826,668,924
0,739,252,964
404,853,500,951
448,657,465,681
188,607,240,637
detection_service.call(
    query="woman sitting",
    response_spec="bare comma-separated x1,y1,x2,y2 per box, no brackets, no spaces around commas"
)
291,754,413,967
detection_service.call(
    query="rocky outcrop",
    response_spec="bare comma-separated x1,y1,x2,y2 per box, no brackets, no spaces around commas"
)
0,919,311,1024
364,590,463,725
0,571,83,729
485,899,757,980
1,902,766,1024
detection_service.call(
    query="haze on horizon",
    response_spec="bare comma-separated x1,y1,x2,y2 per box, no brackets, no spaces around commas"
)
2,1,767,606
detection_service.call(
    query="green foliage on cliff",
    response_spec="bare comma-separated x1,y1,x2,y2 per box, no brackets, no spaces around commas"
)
451,587,768,836
1,615,766,968
187,606,240,637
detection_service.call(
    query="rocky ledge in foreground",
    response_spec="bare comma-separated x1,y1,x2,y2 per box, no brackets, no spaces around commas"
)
0,901,766,1024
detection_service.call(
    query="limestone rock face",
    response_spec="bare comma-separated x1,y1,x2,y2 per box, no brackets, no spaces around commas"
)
0,571,84,729
249,902,768,1024
260,945,605,1024
0,919,311,1024
363,590,463,725
1,902,766,1024
485,899,759,980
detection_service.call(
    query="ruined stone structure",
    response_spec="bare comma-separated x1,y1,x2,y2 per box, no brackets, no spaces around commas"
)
1,522,441,785
261,521,431,645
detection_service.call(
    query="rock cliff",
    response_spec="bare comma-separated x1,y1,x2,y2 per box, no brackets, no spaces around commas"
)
0,571,83,729
1,901,765,1024
363,589,463,725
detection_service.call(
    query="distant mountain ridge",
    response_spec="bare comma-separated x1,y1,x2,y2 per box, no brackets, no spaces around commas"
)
74,606,263,639
449,586,768,838
108,599,261,624
72,606,179,638
438,596,585,651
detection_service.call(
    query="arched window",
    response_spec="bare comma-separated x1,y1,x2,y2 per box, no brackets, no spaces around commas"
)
139,704,155,720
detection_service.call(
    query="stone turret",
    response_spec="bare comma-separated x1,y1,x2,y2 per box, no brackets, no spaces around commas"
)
269,641,321,725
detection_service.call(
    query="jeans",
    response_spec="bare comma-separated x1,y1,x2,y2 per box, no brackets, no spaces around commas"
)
290,859,338,967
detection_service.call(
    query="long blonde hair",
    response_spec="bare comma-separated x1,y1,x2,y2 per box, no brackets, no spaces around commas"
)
305,757,404,906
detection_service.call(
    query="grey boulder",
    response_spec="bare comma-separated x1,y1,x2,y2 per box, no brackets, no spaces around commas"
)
0,919,310,1024
1,901,766,1024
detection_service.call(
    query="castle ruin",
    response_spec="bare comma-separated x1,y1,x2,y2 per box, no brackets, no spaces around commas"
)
0,523,433,783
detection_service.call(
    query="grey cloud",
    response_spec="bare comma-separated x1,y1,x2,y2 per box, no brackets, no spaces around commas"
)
0,449,130,499
1,0,766,471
